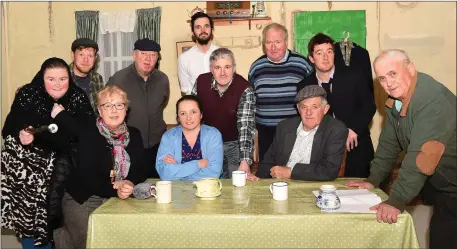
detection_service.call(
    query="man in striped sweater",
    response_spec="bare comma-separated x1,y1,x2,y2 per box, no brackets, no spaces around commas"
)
248,23,314,162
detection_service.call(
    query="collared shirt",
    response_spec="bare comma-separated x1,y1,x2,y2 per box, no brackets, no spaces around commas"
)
267,49,290,64
178,42,219,95
316,66,335,118
70,62,105,114
316,66,335,91
191,77,256,165
395,99,403,112
286,122,319,170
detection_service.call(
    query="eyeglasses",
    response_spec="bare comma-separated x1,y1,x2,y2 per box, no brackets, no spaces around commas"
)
99,102,126,111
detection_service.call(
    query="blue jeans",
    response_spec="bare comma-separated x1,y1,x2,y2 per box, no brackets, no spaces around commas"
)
20,238,53,249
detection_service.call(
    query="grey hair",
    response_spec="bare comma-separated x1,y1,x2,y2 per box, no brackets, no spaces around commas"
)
297,96,328,109
373,49,411,67
261,23,288,54
320,97,328,106
262,23,289,44
209,47,236,72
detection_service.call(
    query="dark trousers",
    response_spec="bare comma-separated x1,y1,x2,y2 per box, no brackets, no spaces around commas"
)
221,141,240,179
429,192,457,249
55,192,105,249
256,124,277,163
344,134,374,178
145,144,160,178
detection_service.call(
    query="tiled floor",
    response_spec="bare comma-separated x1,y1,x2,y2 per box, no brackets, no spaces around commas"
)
1,205,433,248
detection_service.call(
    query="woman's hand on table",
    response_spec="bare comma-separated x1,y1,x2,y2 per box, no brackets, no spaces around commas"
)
238,161,259,181
113,180,134,199
346,180,374,189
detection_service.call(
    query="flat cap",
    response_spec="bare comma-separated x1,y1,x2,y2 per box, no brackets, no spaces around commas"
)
295,85,327,103
134,38,161,52
71,38,99,52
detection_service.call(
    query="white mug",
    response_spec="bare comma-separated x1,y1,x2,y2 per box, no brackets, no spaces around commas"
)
150,181,172,204
232,170,247,187
269,181,288,201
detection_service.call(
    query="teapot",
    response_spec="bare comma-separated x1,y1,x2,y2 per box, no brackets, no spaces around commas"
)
193,178,222,200
187,6,206,18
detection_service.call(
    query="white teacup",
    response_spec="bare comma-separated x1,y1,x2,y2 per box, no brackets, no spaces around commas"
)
269,181,288,201
150,181,172,204
232,170,247,187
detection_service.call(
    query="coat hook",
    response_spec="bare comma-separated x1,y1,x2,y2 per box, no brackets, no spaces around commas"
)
343,31,350,42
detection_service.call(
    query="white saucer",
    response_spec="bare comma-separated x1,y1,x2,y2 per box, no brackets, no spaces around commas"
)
195,192,221,200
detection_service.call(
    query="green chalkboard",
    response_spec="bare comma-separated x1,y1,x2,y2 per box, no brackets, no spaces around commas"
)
293,10,366,57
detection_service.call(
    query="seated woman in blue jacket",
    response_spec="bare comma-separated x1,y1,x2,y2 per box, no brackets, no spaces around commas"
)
156,95,223,180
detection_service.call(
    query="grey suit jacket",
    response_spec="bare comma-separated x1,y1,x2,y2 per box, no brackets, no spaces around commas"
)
256,115,348,181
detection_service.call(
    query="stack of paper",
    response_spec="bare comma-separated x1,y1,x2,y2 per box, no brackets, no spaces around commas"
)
312,189,382,213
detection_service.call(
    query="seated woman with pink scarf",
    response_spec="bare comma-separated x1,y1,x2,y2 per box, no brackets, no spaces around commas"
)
51,85,148,249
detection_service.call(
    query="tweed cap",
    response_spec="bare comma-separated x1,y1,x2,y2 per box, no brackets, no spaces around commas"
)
295,85,327,103
134,38,161,52
71,38,99,52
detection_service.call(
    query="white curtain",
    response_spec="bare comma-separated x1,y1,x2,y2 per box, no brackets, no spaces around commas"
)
97,11,137,81
99,11,136,34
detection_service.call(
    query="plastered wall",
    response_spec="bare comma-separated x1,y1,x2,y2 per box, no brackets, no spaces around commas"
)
2,2,456,149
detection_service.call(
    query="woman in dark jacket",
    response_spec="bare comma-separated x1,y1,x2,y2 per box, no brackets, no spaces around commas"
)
51,85,148,249
1,57,94,248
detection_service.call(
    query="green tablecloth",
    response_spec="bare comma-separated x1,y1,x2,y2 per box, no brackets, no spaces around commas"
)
87,178,419,248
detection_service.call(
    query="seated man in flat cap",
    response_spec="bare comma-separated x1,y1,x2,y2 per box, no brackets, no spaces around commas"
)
255,85,348,181
107,38,170,178
70,38,104,113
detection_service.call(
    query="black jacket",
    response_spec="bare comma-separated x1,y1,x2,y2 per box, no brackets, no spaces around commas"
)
54,111,149,204
297,66,376,177
297,66,375,137
256,115,348,181
334,41,374,95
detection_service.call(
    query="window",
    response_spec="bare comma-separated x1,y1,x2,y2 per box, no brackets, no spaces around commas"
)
97,31,137,81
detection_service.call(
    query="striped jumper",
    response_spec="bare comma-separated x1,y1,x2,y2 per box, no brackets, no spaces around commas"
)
248,50,314,126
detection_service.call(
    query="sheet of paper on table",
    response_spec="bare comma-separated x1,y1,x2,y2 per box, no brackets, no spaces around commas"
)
312,189,382,213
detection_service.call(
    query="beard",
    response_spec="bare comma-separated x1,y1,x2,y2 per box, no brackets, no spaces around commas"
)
73,63,93,75
192,32,213,45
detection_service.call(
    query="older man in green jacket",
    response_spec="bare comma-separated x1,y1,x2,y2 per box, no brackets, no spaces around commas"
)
348,49,456,249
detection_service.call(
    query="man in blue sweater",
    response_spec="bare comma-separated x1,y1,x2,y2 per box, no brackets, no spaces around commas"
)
248,23,313,162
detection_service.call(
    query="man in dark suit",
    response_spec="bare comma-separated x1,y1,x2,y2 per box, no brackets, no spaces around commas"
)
256,85,348,181
297,33,376,178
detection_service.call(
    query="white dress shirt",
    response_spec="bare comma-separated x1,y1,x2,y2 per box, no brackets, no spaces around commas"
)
177,42,219,95
286,122,319,170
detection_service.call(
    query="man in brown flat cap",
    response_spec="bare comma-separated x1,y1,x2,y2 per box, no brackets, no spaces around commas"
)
255,85,348,181
107,38,170,178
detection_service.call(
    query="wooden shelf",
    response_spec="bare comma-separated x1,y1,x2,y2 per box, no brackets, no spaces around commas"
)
187,17,271,30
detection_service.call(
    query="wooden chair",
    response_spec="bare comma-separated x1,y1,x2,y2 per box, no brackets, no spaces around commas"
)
250,129,259,175
337,150,348,177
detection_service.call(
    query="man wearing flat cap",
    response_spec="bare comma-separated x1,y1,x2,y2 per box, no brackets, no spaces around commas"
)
107,38,170,178
70,38,104,112
255,85,348,181
50,38,104,238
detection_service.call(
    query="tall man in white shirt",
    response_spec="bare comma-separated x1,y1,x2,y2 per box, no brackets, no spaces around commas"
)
178,12,219,95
